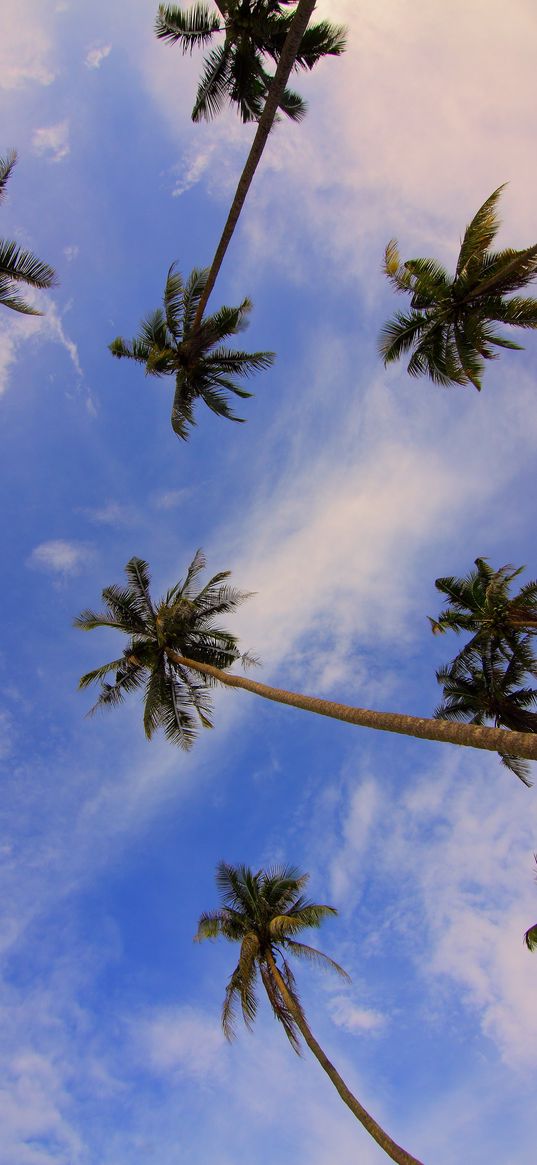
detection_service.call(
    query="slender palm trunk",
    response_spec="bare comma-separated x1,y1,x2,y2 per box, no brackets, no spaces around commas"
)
192,0,317,329
165,650,537,764
265,950,425,1165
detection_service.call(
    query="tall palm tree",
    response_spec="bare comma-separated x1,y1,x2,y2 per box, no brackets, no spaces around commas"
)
379,186,537,389
0,149,56,315
196,862,425,1165
177,1,344,329
434,642,537,784
75,551,537,768
525,856,537,951
109,264,274,439
155,1,346,123
429,558,537,669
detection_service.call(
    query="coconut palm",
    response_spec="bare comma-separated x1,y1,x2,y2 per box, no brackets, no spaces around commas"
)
434,642,537,784
109,264,274,439
75,551,537,768
429,558,537,669
379,185,537,389
196,862,424,1165
159,2,345,328
0,149,56,315
155,1,346,123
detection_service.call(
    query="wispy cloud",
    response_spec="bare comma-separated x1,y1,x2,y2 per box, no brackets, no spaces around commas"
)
84,43,112,70
32,120,70,163
27,539,94,577
80,500,137,527
136,1006,226,1080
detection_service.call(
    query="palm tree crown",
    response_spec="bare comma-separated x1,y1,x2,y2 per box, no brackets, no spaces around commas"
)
0,149,56,315
109,263,274,439
431,558,537,783
434,643,537,784
75,550,253,749
155,1,346,123
196,861,347,1048
379,185,537,389
429,557,537,668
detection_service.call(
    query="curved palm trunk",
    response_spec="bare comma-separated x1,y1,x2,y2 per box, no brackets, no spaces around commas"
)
165,650,537,764
192,0,317,329
265,950,425,1165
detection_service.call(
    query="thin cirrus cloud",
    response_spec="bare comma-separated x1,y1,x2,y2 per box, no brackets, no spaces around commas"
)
27,539,94,577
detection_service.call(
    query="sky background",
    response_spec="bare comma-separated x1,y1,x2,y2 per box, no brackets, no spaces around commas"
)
1,1,537,1162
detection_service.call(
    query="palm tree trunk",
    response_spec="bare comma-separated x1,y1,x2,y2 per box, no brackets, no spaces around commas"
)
164,650,537,765
265,950,425,1165
192,0,317,329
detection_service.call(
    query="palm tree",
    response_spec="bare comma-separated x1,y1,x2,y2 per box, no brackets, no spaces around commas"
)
155,1,346,123
75,551,537,768
434,642,537,784
109,264,274,439
429,558,537,669
379,186,537,389
196,862,425,1165
167,1,344,329
0,149,56,315
525,857,537,951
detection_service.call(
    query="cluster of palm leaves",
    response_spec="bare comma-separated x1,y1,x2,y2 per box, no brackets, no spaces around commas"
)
155,1,346,123
196,862,347,1047
109,264,274,438
431,558,537,783
380,185,537,389
0,149,56,315
75,550,254,748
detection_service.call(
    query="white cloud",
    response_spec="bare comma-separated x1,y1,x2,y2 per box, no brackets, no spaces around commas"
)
32,120,70,163
63,245,79,262
27,539,94,577
172,144,215,197
84,42,112,70
329,995,385,1034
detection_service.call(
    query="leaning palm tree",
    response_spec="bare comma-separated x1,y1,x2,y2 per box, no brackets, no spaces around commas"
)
379,185,537,389
155,1,346,123
109,264,274,439
429,558,537,670
435,641,537,784
75,551,537,769
0,149,56,314
196,862,425,1165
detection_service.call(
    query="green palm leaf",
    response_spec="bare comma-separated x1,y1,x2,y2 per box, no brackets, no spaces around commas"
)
109,264,273,441
381,186,537,388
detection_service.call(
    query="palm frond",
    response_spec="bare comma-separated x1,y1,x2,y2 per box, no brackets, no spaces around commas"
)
0,239,56,288
192,44,233,121
524,923,537,951
378,310,428,365
163,262,185,337
284,940,351,979
456,185,506,279
0,149,17,201
155,3,221,51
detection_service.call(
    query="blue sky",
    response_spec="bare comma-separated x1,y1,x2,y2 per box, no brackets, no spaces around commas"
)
1,1,537,1162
